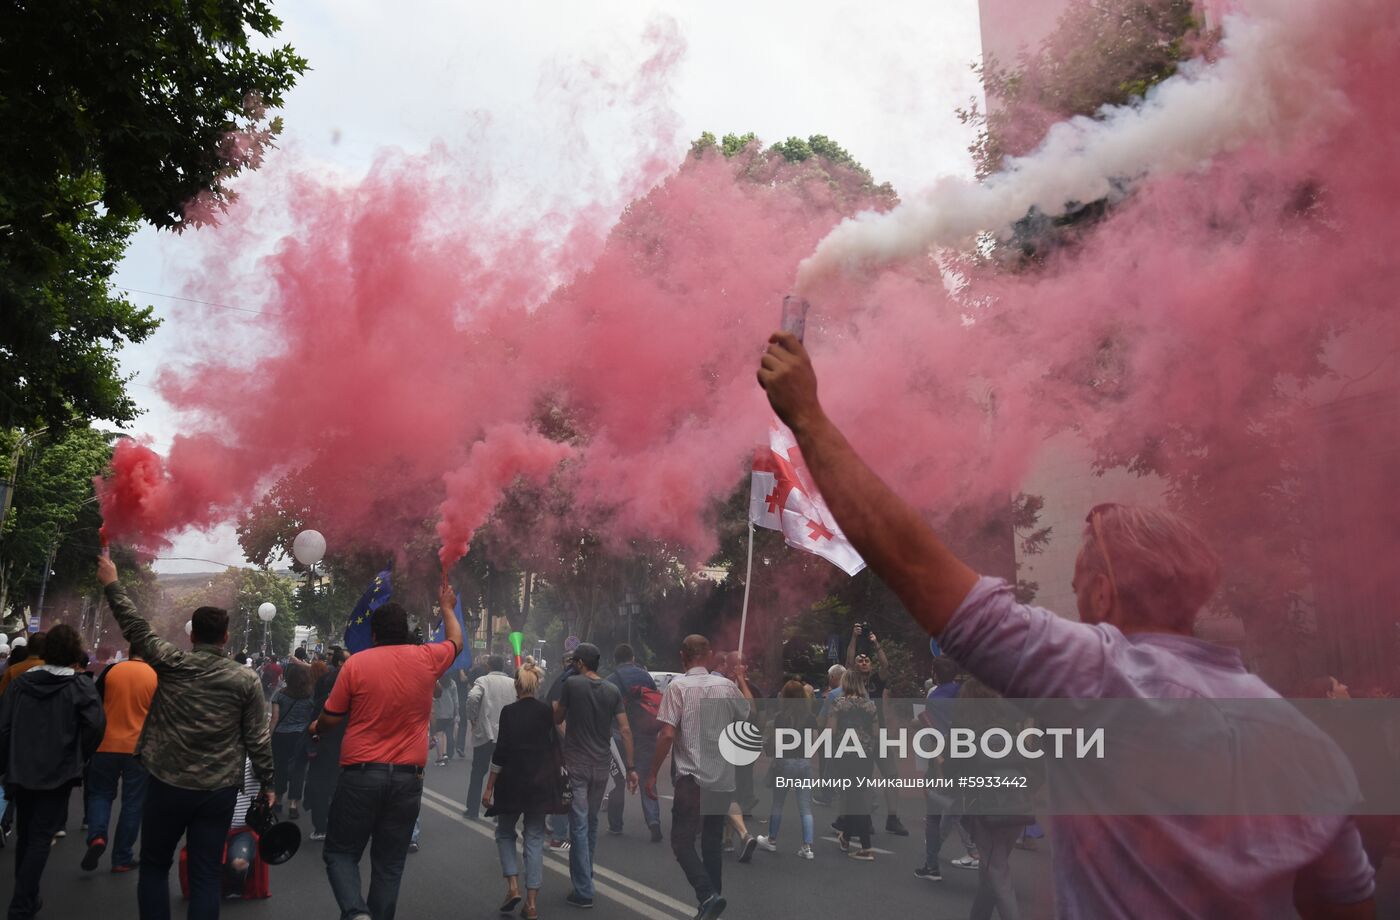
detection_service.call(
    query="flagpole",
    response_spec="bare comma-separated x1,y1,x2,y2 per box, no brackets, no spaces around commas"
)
738,520,755,657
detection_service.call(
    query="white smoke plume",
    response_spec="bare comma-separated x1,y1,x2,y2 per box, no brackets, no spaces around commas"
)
795,0,1373,290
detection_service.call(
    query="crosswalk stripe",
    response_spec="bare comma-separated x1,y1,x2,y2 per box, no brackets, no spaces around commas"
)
419,786,695,918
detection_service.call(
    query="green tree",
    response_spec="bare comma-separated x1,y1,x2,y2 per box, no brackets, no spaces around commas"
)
958,0,1207,180
0,425,112,616
169,566,298,656
1,0,307,429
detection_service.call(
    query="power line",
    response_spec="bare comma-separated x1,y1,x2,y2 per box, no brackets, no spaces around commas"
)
115,286,279,317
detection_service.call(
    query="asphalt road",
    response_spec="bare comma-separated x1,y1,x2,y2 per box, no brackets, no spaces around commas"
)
4,752,1396,919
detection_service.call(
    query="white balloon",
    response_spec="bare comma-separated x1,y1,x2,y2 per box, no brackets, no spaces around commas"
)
292,529,327,566
258,602,277,622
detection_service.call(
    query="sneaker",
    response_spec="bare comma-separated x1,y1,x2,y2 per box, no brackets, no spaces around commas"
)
797,845,814,860
607,826,624,836
885,815,910,836
81,837,107,871
650,824,664,843
738,834,758,863
914,865,943,882
755,835,778,852
849,848,875,861
565,891,594,909
53,829,67,839
951,855,980,870
408,841,420,853
309,831,327,841
111,864,138,874
694,893,727,920
548,839,571,851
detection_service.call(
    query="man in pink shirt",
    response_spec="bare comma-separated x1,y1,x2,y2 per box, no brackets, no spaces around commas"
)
756,331,1375,920
314,582,462,920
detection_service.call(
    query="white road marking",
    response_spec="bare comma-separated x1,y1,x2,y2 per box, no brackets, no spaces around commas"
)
419,786,695,919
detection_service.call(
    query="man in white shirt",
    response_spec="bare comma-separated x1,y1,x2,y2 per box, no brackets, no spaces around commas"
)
463,656,515,820
644,635,751,920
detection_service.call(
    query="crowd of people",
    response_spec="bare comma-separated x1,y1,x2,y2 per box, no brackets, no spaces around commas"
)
0,331,1390,920
0,558,1035,920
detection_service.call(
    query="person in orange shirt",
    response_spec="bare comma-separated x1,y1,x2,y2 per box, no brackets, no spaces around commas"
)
0,633,46,697
82,647,158,873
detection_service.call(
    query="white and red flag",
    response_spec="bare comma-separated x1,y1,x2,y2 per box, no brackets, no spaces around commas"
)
749,421,866,576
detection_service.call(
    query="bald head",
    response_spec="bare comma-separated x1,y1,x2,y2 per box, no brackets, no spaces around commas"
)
680,634,711,668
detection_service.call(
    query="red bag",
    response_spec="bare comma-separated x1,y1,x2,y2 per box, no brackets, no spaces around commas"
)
178,827,271,900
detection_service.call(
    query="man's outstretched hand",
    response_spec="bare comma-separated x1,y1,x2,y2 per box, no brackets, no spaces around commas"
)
758,332,824,434
97,555,118,586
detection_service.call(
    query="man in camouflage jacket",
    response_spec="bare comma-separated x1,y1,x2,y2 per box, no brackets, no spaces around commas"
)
97,556,274,920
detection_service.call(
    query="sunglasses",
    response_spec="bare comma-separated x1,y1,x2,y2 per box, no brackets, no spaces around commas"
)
1085,503,1121,607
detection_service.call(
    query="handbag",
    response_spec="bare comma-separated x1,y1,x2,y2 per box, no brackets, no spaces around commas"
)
549,725,574,815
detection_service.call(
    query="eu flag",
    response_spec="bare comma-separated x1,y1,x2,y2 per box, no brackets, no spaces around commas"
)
431,588,473,672
344,566,393,654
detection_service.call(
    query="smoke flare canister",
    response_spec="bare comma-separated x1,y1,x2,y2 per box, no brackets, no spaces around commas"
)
781,295,810,343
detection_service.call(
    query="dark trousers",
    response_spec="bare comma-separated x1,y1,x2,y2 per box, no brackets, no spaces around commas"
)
670,775,726,905
272,732,309,802
465,741,495,818
734,762,755,813
607,734,659,832
306,733,343,834
8,786,70,920
85,751,149,867
455,697,471,754
138,778,238,920
323,767,423,920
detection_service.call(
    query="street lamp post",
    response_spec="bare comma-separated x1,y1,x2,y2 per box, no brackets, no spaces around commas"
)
258,602,277,658
618,594,640,647
292,529,326,637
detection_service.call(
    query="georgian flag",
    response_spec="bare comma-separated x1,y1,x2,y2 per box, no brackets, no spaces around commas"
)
750,422,866,576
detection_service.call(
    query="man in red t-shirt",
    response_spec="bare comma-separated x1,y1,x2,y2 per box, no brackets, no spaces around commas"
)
313,582,462,920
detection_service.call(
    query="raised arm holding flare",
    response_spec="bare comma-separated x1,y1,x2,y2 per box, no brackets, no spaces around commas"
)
755,330,1375,920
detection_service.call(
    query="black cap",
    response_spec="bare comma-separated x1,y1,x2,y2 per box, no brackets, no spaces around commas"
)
573,642,601,671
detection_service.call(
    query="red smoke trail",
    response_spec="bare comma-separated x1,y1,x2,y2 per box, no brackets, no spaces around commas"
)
436,425,574,571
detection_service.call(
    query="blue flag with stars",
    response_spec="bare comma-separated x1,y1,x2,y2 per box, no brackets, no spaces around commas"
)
344,566,393,653
431,588,472,671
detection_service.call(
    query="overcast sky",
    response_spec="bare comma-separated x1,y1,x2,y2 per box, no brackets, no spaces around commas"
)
112,0,986,572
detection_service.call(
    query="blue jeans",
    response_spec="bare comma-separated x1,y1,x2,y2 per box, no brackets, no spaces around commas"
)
607,733,659,831
566,758,610,899
86,752,149,867
548,812,568,841
495,812,547,890
138,778,238,920
323,767,423,920
925,790,975,866
768,758,814,845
